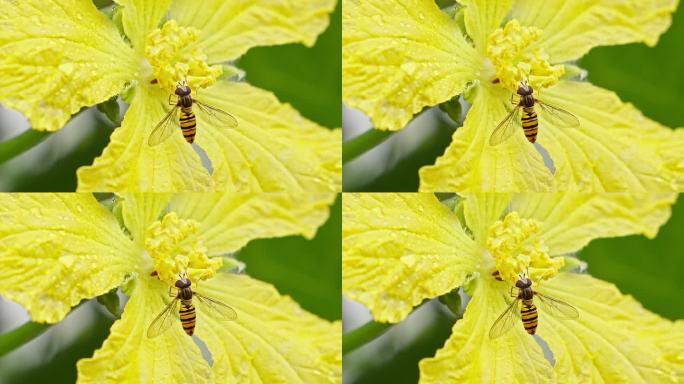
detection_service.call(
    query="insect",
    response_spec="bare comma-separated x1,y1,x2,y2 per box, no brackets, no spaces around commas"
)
148,81,238,146
489,83,580,146
147,276,237,338
489,275,579,339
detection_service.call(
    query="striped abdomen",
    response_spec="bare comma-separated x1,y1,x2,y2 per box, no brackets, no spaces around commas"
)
521,107,538,143
521,301,538,335
179,300,196,336
179,107,196,144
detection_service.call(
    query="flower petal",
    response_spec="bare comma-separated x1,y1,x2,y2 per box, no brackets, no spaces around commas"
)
463,193,511,244
511,193,676,256
193,81,341,193
120,194,170,244
343,193,480,323
656,128,684,191
77,276,213,383
194,273,341,383
169,0,336,63
512,0,678,62
537,273,681,382
0,0,138,131
0,194,138,323
169,193,335,257
459,0,512,53
115,0,172,52
76,86,214,192
419,277,554,383
538,81,678,192
419,86,555,192
343,0,480,131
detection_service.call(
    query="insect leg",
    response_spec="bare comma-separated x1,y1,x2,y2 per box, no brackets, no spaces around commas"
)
168,94,177,106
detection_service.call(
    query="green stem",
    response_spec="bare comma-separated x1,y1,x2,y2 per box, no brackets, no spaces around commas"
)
342,129,395,164
343,320,393,355
0,321,52,357
0,129,52,165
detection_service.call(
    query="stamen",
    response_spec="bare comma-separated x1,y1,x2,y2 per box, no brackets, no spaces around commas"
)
145,212,222,285
145,20,222,92
486,212,563,285
487,20,564,92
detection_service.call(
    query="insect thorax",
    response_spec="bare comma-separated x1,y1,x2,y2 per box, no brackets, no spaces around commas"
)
179,95,193,109
520,95,535,108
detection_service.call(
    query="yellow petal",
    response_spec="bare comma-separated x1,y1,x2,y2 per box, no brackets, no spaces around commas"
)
343,193,480,323
648,320,684,379
459,0,512,54
169,193,336,257
194,273,341,383
115,0,172,53
0,194,138,323
76,86,214,192
419,86,555,192
120,194,170,244
648,127,684,191
511,193,676,256
538,81,678,192
512,0,678,62
419,276,554,383
537,273,680,383
169,0,336,63
0,0,138,131
77,276,213,383
343,0,480,131
192,81,341,193
463,193,511,245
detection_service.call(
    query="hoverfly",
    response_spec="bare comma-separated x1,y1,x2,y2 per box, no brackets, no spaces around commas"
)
148,81,238,146
147,276,237,338
489,83,580,146
489,275,578,339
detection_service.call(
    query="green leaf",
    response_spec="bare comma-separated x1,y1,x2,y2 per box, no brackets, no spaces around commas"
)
96,288,120,317
96,96,121,125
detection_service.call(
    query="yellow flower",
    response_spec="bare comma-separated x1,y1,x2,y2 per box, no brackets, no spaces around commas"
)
0,193,341,383
343,0,684,192
0,0,341,193
343,193,683,382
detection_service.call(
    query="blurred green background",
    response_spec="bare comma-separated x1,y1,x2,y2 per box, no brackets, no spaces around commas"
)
344,3,684,383
0,0,341,381
0,0,340,192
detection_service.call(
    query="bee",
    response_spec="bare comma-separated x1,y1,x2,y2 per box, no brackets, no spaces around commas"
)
148,81,238,146
147,276,237,338
489,275,578,339
489,83,580,146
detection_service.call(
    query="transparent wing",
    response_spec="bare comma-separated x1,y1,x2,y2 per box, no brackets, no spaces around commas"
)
489,297,520,339
489,106,521,146
147,297,179,338
195,292,238,321
535,292,579,319
536,100,580,128
148,106,179,146
194,100,238,129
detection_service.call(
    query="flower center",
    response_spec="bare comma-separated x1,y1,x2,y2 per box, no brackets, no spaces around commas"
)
144,20,222,92
145,212,222,285
486,212,563,285
486,20,564,93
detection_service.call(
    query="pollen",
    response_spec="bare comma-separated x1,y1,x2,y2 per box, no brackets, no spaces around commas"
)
145,212,222,285
486,212,563,285
144,20,222,92
486,20,564,93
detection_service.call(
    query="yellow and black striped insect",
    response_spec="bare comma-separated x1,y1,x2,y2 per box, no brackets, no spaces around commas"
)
147,276,237,338
489,83,580,146
489,276,578,339
148,82,238,146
